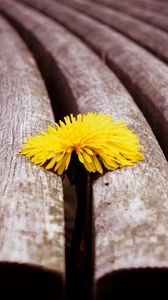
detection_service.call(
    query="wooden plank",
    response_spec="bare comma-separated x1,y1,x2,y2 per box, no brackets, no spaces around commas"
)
0,1,168,297
59,0,168,65
92,0,168,33
16,0,168,158
102,0,168,16
0,13,65,297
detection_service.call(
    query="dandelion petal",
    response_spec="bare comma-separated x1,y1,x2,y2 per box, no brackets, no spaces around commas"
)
19,112,144,175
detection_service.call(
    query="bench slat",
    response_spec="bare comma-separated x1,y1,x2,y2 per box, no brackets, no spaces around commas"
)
60,0,168,65
105,0,168,16
92,0,168,33
17,0,168,158
1,1,168,297
0,13,65,296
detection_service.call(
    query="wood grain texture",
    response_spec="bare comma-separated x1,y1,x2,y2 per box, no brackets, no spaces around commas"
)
60,0,168,65
0,1,168,296
0,13,65,290
18,0,168,158
104,0,168,16
92,0,168,33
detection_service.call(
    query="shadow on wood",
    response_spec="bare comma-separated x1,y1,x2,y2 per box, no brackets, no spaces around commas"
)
96,268,168,299
0,263,63,299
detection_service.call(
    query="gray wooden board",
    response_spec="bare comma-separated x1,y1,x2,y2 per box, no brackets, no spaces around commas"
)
1,0,168,296
0,12,65,293
92,0,168,33
60,0,168,65
17,0,168,158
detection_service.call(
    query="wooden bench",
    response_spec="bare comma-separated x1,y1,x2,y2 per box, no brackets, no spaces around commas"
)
0,1,168,298
59,0,168,65
0,13,65,298
101,0,168,16
92,0,168,33
16,0,168,158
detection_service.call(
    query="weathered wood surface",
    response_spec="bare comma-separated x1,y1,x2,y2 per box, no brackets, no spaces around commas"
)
60,0,168,65
1,0,168,296
104,0,168,16
92,0,168,33
0,13,65,296
17,0,168,158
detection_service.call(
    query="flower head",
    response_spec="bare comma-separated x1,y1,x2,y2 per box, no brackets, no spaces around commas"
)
19,112,144,175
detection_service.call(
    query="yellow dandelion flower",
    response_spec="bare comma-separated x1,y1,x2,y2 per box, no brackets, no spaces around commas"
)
19,112,144,175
